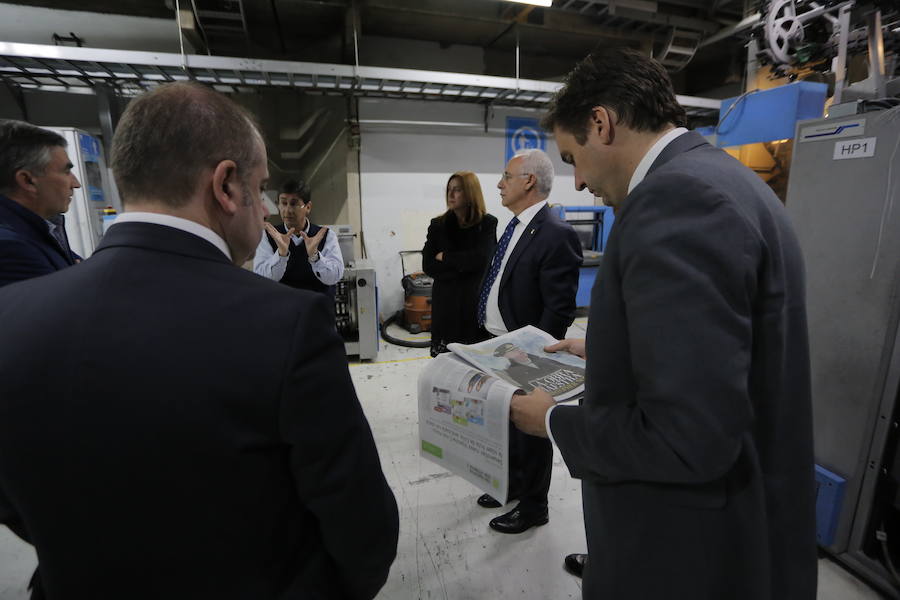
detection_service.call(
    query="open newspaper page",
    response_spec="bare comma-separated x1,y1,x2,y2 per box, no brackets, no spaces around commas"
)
417,353,519,504
447,325,585,402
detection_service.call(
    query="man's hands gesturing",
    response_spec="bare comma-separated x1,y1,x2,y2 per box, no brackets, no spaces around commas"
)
265,222,295,257
300,226,328,260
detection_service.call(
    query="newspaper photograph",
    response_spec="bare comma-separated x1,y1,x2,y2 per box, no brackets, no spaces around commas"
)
447,325,585,401
417,353,519,503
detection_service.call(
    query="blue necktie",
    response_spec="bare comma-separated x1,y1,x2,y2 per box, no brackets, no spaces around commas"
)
477,216,519,328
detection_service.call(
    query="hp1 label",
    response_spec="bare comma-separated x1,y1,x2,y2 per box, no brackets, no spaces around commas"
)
833,137,877,160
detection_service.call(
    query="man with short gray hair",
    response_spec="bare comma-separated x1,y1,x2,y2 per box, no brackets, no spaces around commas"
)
0,119,82,287
473,147,582,534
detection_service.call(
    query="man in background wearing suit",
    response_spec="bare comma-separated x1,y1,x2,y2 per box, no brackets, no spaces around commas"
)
475,148,582,534
511,48,816,599
0,120,81,287
0,82,399,600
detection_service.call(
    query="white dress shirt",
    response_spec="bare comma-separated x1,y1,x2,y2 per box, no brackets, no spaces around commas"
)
112,212,232,261
253,220,344,286
483,199,548,337
545,127,688,444
627,127,688,195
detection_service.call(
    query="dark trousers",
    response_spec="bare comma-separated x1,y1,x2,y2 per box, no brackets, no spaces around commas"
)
477,326,553,512
508,424,553,512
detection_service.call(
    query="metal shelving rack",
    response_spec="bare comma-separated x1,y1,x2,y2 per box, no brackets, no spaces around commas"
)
0,41,721,117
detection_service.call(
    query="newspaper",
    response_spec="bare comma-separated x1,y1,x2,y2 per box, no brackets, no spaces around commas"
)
448,325,585,402
417,326,586,503
418,354,517,503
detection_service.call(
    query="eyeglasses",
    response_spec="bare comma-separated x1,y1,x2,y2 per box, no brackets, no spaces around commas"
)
501,172,531,181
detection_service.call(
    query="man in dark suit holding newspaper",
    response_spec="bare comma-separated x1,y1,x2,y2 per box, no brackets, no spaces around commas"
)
474,148,582,534
510,48,816,599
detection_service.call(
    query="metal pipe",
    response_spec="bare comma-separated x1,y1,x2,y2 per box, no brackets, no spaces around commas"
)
358,120,483,128
867,10,886,98
833,5,852,103
270,0,287,55
699,12,759,47
515,25,520,92
174,0,186,69
189,0,212,55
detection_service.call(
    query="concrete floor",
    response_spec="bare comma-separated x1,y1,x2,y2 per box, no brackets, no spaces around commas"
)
0,317,889,599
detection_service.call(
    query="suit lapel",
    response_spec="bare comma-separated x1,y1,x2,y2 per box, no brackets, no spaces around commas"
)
646,130,709,176
616,131,712,223
499,204,548,291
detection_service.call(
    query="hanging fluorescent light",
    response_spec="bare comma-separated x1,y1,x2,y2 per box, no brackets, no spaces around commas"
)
504,0,553,7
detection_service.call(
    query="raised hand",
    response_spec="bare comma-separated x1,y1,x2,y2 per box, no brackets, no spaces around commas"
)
300,226,328,259
265,222,295,257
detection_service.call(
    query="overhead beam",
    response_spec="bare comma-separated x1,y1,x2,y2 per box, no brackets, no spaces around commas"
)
365,2,653,44
599,4,721,33
485,4,536,48
698,12,759,46
554,0,722,32
0,41,722,112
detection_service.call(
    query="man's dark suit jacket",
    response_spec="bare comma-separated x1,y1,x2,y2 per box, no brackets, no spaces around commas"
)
492,204,581,509
495,204,582,339
550,131,816,599
0,222,399,600
0,194,77,287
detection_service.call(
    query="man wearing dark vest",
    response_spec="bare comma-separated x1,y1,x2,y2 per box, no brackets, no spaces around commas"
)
253,179,344,297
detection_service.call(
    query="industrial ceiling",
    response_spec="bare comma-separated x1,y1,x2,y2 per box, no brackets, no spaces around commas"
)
4,0,753,96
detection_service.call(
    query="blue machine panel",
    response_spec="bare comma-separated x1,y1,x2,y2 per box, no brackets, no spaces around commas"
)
561,206,615,307
716,82,827,148
77,132,106,204
576,268,595,307
815,464,846,547
563,205,615,252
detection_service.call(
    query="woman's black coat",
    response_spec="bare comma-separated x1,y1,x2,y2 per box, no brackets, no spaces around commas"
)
422,211,497,353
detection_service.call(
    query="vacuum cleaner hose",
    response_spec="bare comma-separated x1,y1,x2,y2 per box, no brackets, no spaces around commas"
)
380,311,431,348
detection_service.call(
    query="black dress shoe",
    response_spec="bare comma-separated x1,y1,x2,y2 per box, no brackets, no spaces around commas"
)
477,494,502,508
564,553,587,578
488,506,548,534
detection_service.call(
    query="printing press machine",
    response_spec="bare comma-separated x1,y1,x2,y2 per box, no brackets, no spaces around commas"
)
330,225,379,361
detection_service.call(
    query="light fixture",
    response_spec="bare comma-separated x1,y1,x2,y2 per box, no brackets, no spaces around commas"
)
503,0,554,7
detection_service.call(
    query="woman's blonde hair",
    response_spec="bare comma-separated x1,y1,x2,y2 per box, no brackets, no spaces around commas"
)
444,171,486,227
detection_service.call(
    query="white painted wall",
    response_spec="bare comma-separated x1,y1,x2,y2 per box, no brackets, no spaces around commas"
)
358,98,597,318
0,3,192,53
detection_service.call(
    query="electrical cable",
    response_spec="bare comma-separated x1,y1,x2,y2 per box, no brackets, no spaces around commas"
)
714,89,760,136
380,312,431,348
877,520,900,589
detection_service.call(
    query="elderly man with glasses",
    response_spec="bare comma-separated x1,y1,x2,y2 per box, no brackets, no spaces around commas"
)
473,148,582,534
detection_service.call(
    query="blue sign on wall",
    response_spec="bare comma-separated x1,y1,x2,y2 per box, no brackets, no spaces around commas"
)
77,132,106,204
505,117,546,164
